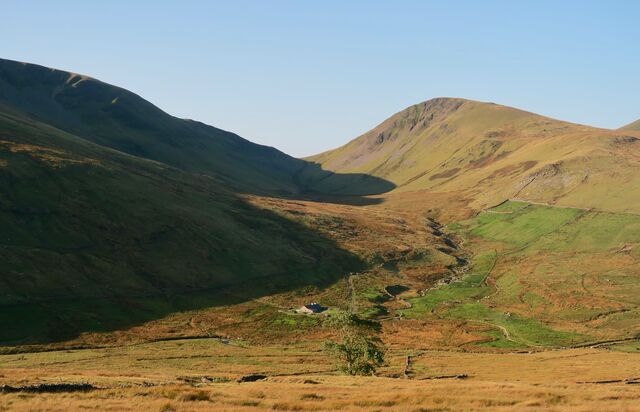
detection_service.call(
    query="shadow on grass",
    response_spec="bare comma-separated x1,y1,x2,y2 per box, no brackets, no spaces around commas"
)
0,195,365,345
288,161,396,206
0,137,365,345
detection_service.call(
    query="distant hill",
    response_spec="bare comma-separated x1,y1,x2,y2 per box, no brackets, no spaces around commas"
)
621,119,640,131
308,98,640,212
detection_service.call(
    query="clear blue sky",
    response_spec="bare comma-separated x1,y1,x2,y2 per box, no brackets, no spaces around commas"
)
3,1,639,156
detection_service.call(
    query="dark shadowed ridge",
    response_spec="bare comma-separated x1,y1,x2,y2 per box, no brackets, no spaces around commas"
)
0,58,395,199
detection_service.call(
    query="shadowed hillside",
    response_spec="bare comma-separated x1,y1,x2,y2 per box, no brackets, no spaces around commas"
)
0,97,366,345
309,98,640,212
0,58,394,198
0,58,305,195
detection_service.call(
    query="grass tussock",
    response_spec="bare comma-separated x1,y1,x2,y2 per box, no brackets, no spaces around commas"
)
299,393,324,400
159,403,176,412
271,402,304,411
178,390,211,402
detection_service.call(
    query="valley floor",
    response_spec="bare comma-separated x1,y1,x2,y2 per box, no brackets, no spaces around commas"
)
2,338,640,411
3,196,640,411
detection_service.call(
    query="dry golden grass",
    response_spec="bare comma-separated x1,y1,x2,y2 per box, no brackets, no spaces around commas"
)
4,379,640,411
0,139,100,167
2,338,640,411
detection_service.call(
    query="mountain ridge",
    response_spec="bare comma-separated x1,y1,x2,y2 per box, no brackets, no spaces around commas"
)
0,57,398,198
0,57,309,195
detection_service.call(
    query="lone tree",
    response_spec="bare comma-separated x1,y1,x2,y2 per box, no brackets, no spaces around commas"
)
324,311,385,376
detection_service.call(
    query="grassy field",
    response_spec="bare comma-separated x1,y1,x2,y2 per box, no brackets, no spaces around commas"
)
2,338,640,411
401,251,587,348
403,200,640,348
468,202,585,247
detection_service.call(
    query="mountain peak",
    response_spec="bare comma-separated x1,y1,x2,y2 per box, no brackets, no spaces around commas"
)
309,96,549,168
380,97,470,134
308,95,639,212
416,96,471,107
378,97,542,137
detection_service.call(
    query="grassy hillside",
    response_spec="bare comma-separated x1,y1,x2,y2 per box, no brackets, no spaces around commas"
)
0,58,307,195
621,118,640,131
401,200,640,347
0,58,395,197
0,108,363,344
309,98,640,212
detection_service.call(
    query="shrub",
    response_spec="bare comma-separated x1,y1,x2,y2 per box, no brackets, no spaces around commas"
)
324,311,385,375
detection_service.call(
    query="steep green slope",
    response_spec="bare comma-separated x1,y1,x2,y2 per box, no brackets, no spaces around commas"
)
0,58,308,195
0,108,362,344
309,98,640,212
